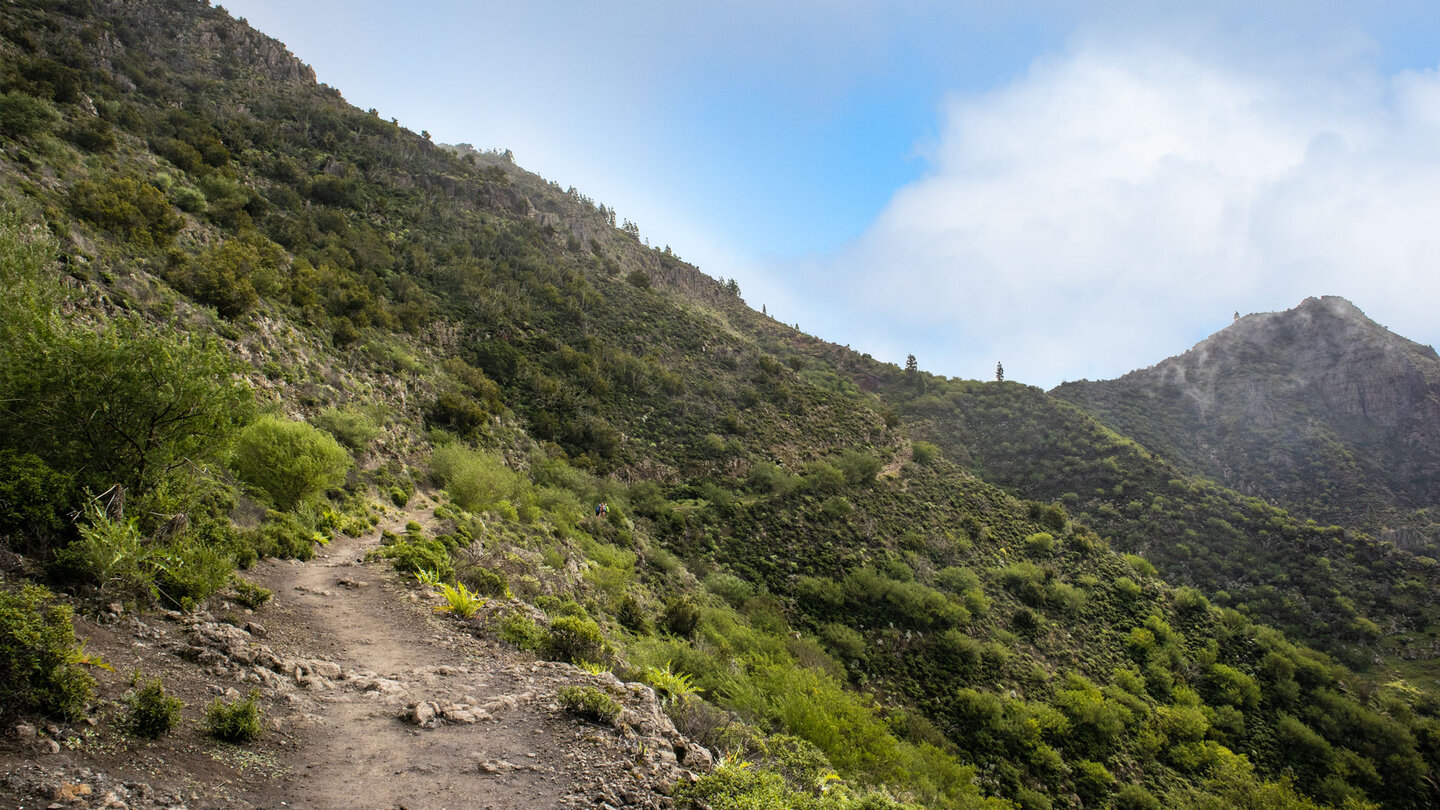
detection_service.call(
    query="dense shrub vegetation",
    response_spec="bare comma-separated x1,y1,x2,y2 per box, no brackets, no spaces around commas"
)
1,1,1439,806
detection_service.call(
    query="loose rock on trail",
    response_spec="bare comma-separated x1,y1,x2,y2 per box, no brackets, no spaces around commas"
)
0,495,711,810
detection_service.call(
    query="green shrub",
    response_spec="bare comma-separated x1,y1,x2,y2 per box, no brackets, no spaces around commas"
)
312,406,383,452
547,615,608,664
615,593,652,634
151,536,234,610
558,685,621,724
704,573,756,608
820,622,869,664
0,91,58,138
0,582,94,720
230,416,351,510
53,501,152,599
205,690,262,743
429,445,527,513
835,449,882,487
458,565,508,597
498,612,548,652
246,511,321,560
935,566,980,594
0,450,74,555
68,176,183,250
820,496,854,520
63,116,116,152
375,536,453,581
674,761,812,810
436,582,485,618
1112,784,1161,810
126,675,183,738
231,576,272,609
663,596,702,638
1024,532,1055,556
911,441,941,466
645,662,698,704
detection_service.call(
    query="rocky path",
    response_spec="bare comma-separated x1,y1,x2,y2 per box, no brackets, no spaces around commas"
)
0,496,708,810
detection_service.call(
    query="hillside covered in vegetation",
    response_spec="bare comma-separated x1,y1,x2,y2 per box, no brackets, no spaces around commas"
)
2,1,1440,808
1054,296,1440,551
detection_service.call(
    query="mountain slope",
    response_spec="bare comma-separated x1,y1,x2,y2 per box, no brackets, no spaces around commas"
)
2,2,1440,808
1054,296,1440,548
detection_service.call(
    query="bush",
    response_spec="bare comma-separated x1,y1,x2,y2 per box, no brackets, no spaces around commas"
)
205,690,262,743
126,675,183,738
68,176,183,250
230,416,351,510
375,535,453,581
645,662,698,704
558,685,621,724
312,406,383,452
246,511,321,560
429,445,526,513
547,615,608,664
1112,784,1161,810
704,573,756,608
663,596,702,638
151,536,234,610
458,565,508,598
231,577,272,609
0,450,74,555
53,501,152,599
498,612,548,653
0,92,58,138
835,449,882,487
910,441,941,466
616,593,652,634
436,582,485,618
0,582,94,720
1024,532,1055,556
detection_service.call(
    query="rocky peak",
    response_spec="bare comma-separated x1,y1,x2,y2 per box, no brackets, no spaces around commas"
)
1055,296,1440,531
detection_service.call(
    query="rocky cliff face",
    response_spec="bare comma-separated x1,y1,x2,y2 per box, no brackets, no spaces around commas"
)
1055,296,1440,538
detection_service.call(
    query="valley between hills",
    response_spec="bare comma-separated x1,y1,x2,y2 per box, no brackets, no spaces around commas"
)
3,2,1440,808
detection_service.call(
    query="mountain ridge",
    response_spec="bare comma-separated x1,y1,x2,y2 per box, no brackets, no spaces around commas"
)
1054,295,1440,543
3,2,1440,808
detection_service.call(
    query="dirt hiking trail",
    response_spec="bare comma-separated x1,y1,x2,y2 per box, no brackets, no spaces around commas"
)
0,495,708,810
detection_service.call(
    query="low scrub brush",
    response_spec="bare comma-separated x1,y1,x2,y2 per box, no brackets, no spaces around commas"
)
125,674,183,738
204,689,262,743
558,685,621,725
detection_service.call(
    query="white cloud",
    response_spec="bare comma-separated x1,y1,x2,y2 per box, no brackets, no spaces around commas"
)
788,41,1440,387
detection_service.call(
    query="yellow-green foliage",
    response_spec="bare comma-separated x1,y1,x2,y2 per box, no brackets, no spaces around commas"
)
431,445,524,514
435,582,485,618
68,176,182,250
230,416,351,510
557,685,621,724
0,582,95,720
125,674,183,738
204,689,262,743
722,663,983,806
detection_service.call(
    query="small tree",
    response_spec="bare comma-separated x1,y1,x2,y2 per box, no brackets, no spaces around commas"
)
995,361,1005,382
0,218,253,495
230,416,351,510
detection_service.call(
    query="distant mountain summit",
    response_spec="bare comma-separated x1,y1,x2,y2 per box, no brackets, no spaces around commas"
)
1054,296,1440,542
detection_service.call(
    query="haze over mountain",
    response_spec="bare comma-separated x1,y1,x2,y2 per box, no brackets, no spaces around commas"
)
1055,296,1440,547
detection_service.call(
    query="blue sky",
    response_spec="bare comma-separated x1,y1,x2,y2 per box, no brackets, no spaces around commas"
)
221,1,1440,387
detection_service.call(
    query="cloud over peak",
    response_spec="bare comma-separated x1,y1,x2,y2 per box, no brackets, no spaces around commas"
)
803,41,1440,387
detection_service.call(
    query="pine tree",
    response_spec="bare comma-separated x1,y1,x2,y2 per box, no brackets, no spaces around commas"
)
996,361,1005,382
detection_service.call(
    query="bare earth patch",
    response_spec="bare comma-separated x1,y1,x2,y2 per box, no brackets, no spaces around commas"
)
0,496,710,810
